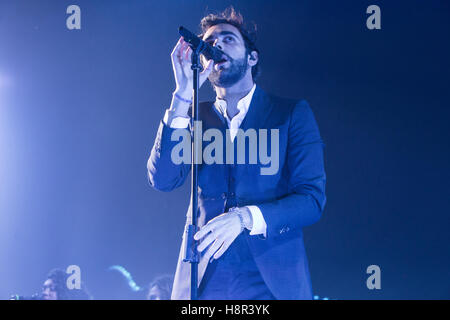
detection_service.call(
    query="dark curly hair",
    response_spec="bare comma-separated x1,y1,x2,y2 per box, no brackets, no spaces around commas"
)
147,274,174,300
46,268,71,300
199,6,260,80
46,268,92,300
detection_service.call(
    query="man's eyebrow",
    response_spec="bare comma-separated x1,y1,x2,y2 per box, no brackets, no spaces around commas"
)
204,31,240,42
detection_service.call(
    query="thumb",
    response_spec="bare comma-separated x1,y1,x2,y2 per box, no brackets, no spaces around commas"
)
200,59,214,82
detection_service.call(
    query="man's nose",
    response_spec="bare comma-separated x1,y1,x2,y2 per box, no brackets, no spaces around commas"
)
212,39,223,50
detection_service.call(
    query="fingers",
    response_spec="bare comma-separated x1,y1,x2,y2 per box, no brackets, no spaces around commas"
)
178,42,188,61
197,230,218,252
204,239,223,262
194,224,215,242
200,59,214,75
172,37,213,90
194,215,227,251
178,39,191,63
185,43,191,61
204,59,214,70
194,212,243,261
171,37,183,56
171,37,191,65
199,59,214,86
194,227,206,241
194,215,225,240
194,220,215,240
213,241,230,260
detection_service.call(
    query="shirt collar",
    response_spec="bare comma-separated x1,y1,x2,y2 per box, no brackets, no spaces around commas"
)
214,84,257,120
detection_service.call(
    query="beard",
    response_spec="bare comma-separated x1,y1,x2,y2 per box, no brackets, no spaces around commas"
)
208,55,248,88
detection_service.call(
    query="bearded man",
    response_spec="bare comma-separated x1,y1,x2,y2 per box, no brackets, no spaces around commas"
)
147,7,326,300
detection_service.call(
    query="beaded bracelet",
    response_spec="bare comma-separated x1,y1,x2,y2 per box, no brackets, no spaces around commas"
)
173,92,192,104
229,207,245,233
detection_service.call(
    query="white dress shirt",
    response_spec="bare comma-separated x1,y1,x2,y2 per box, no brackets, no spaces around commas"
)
163,84,267,237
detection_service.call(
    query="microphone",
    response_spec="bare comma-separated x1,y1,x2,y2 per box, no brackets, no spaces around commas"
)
178,26,224,63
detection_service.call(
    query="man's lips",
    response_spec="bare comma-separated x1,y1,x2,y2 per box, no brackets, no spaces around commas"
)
214,55,230,70
215,54,229,64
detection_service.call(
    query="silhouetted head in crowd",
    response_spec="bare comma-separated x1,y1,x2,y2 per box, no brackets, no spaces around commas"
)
42,268,92,300
147,274,174,300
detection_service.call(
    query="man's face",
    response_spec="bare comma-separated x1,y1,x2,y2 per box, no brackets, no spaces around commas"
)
202,23,253,88
42,279,58,300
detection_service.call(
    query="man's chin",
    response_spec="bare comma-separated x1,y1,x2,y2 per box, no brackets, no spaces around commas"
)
209,77,233,88
208,68,246,88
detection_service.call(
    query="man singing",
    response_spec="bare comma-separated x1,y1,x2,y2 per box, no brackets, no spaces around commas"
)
147,7,326,300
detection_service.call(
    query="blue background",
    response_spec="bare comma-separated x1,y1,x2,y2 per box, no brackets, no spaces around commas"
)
0,0,449,299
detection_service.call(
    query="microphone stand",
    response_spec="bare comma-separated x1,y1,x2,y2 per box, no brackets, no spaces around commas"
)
182,41,206,300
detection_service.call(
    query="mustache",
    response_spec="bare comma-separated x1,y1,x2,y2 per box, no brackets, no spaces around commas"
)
206,52,233,66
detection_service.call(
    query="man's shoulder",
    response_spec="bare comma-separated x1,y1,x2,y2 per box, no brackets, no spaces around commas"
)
192,86,312,118
256,85,305,106
260,87,311,118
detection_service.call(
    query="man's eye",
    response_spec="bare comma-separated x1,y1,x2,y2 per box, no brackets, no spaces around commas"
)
224,36,233,42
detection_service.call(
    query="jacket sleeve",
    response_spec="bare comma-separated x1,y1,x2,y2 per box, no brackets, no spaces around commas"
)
257,100,326,238
147,120,191,192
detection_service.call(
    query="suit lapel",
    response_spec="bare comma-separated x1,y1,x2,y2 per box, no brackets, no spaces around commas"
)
240,85,273,132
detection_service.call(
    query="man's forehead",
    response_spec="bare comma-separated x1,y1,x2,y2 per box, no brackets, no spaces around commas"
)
202,23,243,41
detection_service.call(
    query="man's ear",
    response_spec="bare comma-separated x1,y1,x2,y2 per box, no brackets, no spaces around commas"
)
248,51,258,66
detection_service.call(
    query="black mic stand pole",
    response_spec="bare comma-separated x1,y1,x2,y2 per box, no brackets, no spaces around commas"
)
182,41,205,300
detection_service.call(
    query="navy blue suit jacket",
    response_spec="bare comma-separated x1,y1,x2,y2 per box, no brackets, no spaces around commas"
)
147,85,326,299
